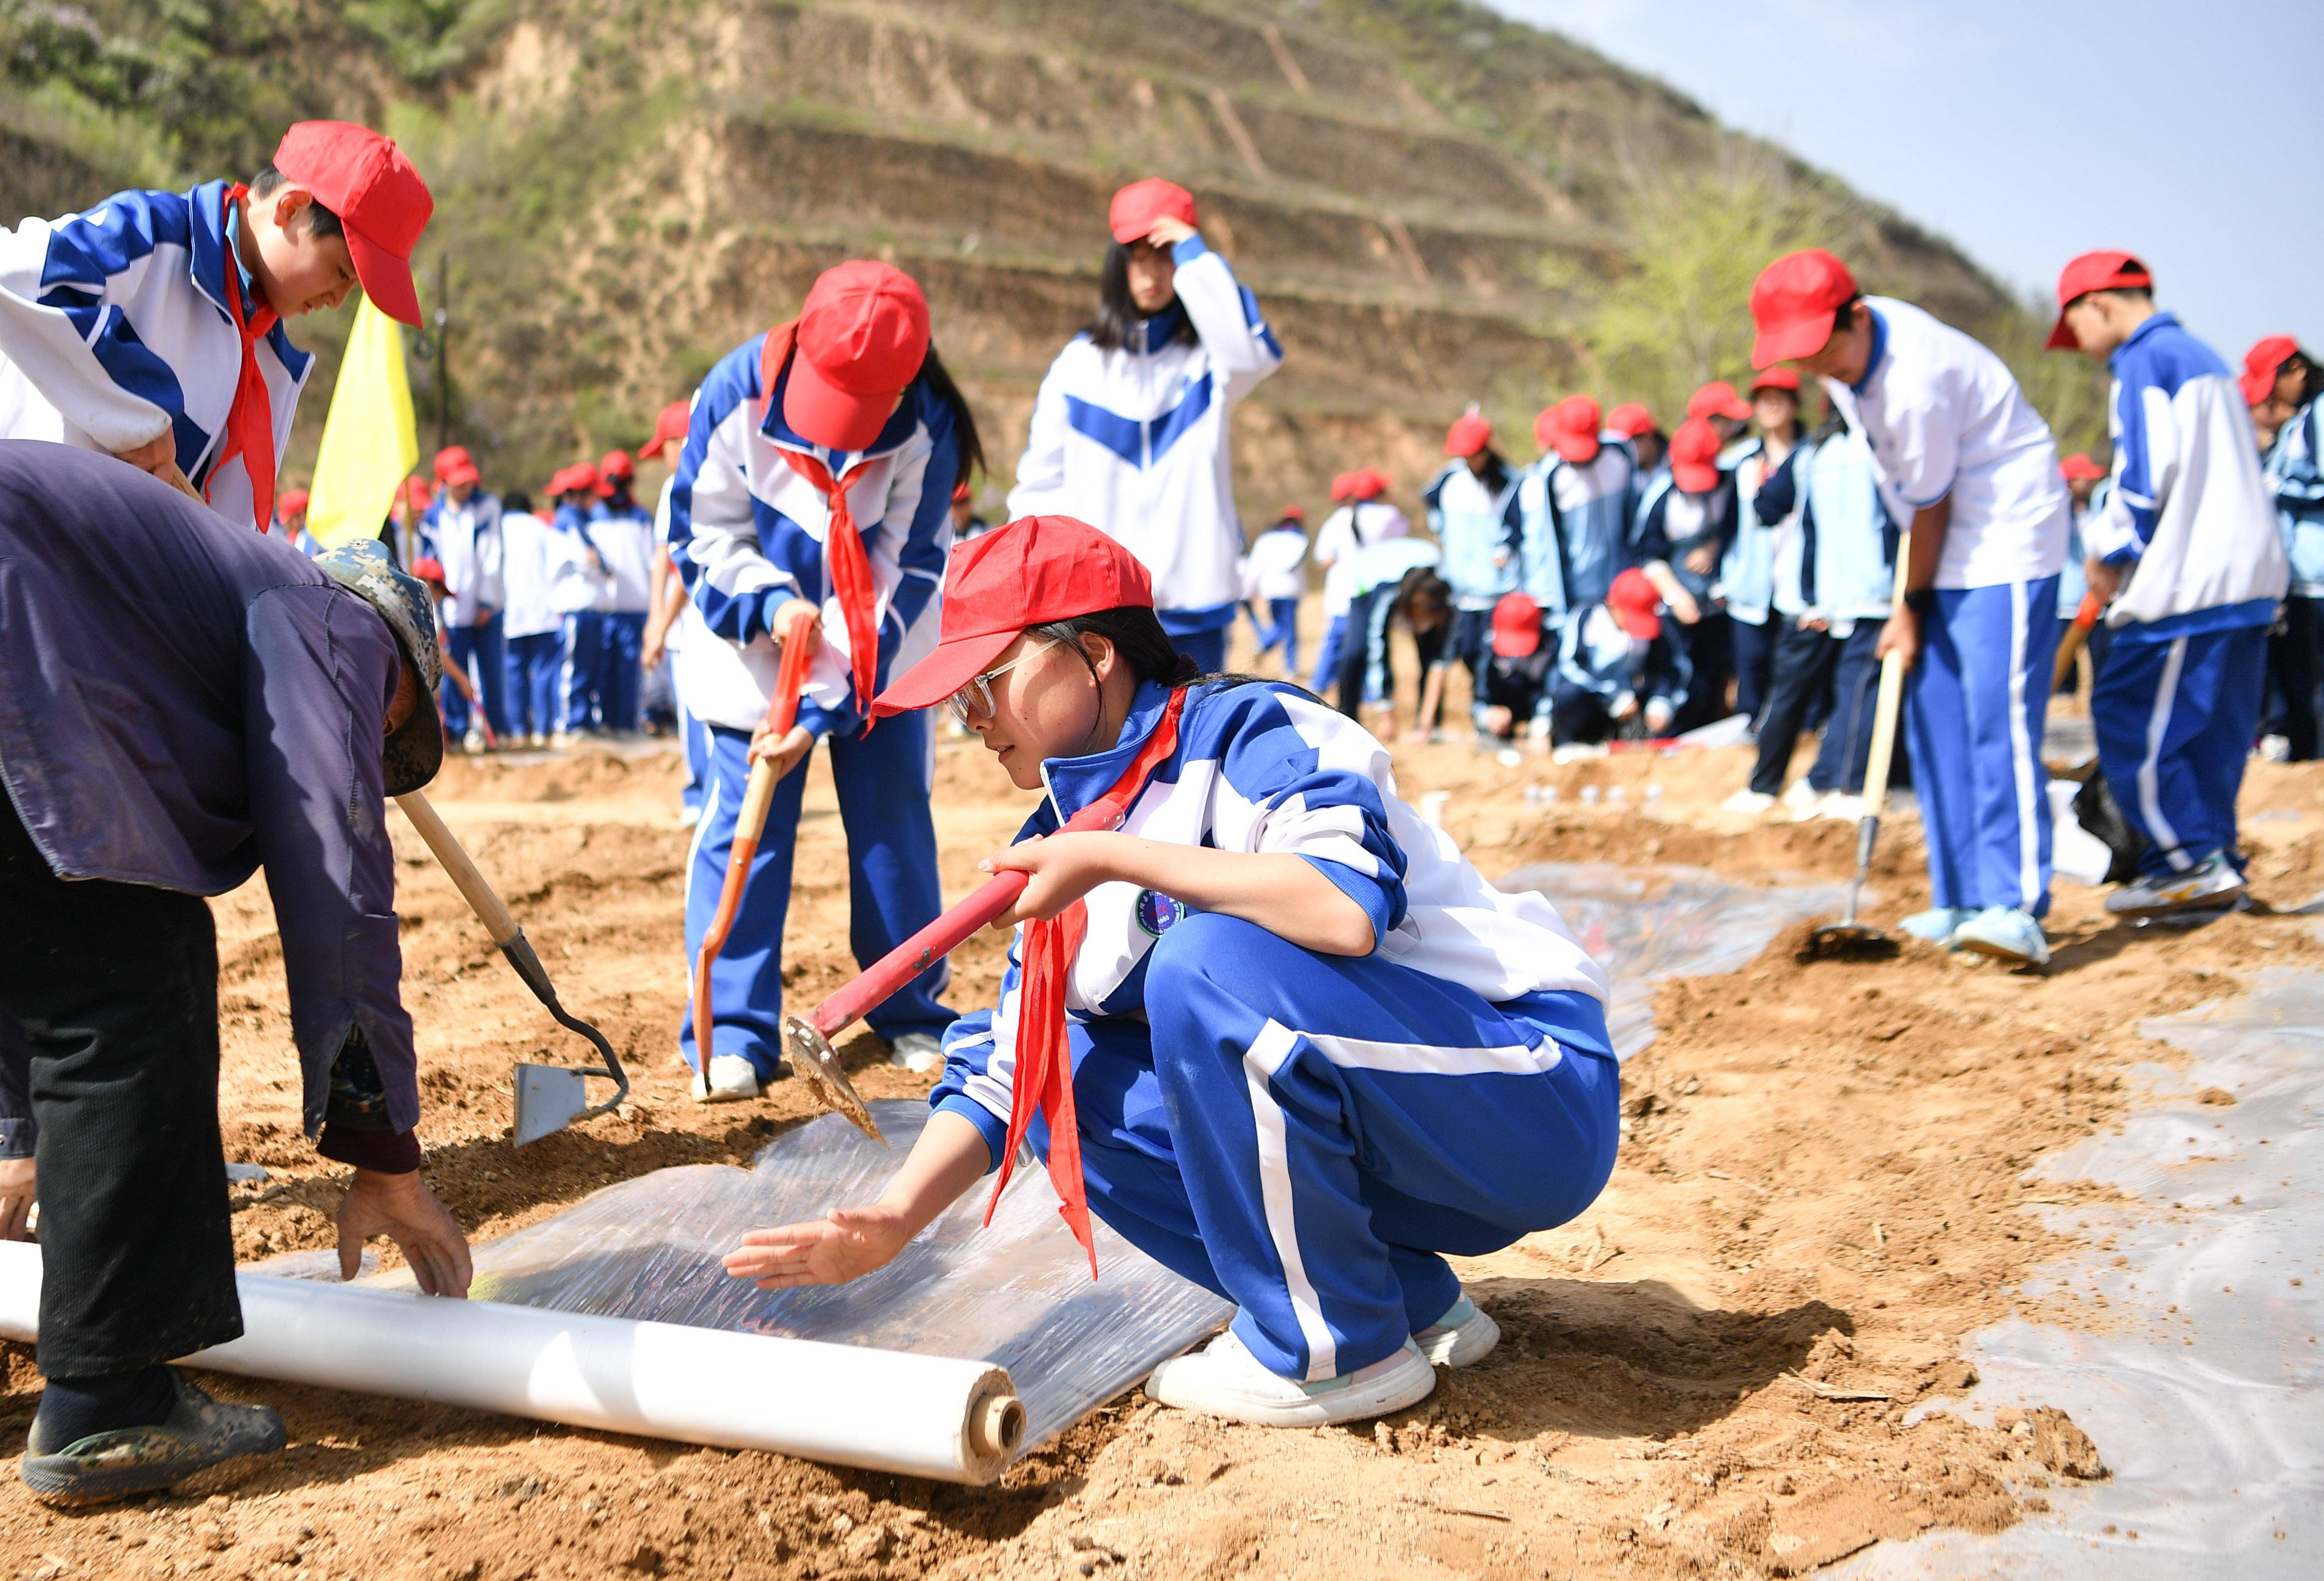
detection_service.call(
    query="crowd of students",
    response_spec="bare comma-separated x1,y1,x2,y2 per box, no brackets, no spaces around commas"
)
0,112,2317,1504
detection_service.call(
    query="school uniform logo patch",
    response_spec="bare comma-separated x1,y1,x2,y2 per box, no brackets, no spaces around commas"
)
1134,889,1187,937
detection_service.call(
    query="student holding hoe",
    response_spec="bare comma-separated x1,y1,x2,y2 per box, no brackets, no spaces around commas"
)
723,515,1618,1427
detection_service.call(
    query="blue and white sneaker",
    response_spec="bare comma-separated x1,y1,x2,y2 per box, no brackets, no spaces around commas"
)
1952,906,2050,967
2104,853,2247,919
1413,1296,1500,1368
1899,907,1973,946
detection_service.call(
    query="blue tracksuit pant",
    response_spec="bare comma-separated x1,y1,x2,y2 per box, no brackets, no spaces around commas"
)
1310,614,1348,694
1172,625,1229,676
969,913,1619,1383
1249,597,1300,674
1810,623,1886,794
598,610,647,732
562,610,606,733
504,630,564,737
1907,577,2060,916
676,691,709,820
2091,620,2268,878
442,613,510,740
680,710,952,1077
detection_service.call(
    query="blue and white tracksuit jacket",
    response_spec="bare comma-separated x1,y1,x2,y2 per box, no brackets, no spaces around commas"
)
0,181,311,529
1633,477,1736,607
425,492,509,739
2267,401,2324,599
1549,604,1692,734
1008,235,1281,638
931,680,1616,1383
1422,459,1520,610
1753,427,1897,637
663,334,964,1071
1515,443,1637,617
2059,479,2111,618
2086,314,2289,878
1719,440,1780,626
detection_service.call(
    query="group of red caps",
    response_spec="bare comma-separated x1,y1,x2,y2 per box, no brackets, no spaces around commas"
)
1440,372,1795,496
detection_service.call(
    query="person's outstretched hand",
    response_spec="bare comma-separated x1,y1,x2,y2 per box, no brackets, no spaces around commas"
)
0,1157,33,1242
338,1167,473,1297
725,1205,910,1290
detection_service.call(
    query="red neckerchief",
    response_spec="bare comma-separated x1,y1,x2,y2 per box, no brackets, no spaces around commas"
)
759,323,881,732
987,685,1191,1277
209,184,281,533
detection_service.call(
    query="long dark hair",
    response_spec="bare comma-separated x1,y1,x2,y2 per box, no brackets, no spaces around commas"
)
1390,568,1452,634
1083,241,1197,354
916,342,986,482
1026,605,1314,700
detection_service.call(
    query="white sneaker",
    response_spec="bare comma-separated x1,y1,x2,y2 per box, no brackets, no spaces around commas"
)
462,728,487,754
1779,778,1820,816
888,1032,943,1074
1413,1296,1499,1368
529,732,548,749
2105,853,2248,918
1816,790,1865,822
551,731,577,749
690,1054,761,1103
1722,788,1776,814
1147,1330,1436,1427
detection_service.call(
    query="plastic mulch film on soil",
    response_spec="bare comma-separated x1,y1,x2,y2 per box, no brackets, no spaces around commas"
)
1841,969,2324,1579
266,864,1836,1458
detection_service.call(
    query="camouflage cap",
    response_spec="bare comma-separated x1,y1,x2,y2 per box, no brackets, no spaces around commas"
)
312,537,444,795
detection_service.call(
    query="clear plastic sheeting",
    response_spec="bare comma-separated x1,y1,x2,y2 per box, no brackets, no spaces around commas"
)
1499,863,1850,1058
1843,969,2324,1579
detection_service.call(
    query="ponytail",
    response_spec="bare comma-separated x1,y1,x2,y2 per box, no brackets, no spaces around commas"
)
1027,605,1317,700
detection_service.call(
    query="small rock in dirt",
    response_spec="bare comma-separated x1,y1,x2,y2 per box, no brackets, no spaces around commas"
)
618,1543,666,1575
2024,1407,2106,1479
843,1524,888,1562
2198,1086,2236,1105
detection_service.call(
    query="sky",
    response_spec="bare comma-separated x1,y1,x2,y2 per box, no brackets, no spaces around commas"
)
1486,0,2323,362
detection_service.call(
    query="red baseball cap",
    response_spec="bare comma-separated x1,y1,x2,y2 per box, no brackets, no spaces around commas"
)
1446,411,1493,458
442,459,481,489
1108,178,1199,245
1687,381,1751,422
277,487,310,518
560,463,601,498
271,121,433,326
1329,471,1355,502
401,476,433,513
2046,251,2154,350
1535,395,1603,464
1607,567,1662,641
1350,467,1389,500
432,445,471,481
784,261,930,453
1749,366,1801,394
873,515,1155,716
639,398,692,461
599,449,635,482
2060,453,2108,484
1748,249,1859,368
1668,416,1724,493
2241,334,2303,406
1491,590,1543,658
1605,402,1657,438
1278,503,1306,524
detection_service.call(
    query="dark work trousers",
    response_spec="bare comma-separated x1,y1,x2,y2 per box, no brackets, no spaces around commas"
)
2268,594,2322,761
1730,614,1775,729
1672,612,1732,734
1450,607,1493,720
1748,619,1841,795
0,798,241,1377
1809,624,1889,794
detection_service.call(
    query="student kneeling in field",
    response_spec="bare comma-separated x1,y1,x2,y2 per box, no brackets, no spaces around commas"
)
1548,568,1692,745
724,515,1617,1427
1477,590,1557,751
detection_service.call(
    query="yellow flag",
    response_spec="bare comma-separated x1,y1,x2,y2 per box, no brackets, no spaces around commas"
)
306,295,419,549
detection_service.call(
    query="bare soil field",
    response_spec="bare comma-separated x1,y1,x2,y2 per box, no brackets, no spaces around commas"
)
7,700,2323,1581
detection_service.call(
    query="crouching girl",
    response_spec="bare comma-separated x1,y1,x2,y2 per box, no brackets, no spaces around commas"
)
722,515,1618,1427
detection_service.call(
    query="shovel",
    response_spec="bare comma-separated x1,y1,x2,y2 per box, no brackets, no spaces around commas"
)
688,627,817,1099
1812,531,1913,957
394,791,630,1145
783,781,1183,1143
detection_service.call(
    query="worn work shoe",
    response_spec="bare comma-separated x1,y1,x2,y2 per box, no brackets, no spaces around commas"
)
2105,853,2248,919
1147,1330,1436,1427
690,1053,762,1104
1899,907,1973,946
887,1032,944,1075
1413,1296,1500,1368
21,1372,285,1508
1952,906,2050,967
1722,789,1777,815
1779,778,1821,818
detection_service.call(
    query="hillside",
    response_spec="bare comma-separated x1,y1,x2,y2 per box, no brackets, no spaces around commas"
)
0,0,2074,508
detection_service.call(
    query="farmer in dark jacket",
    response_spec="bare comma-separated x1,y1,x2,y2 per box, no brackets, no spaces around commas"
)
0,442,471,1506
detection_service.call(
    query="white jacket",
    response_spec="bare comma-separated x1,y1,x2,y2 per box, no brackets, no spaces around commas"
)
426,492,505,628
1313,500,1410,616
0,182,310,531
1008,236,1282,631
589,498,657,614
500,511,579,640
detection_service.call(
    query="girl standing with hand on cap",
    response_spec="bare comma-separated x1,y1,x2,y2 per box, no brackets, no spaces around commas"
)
1009,178,1283,673
667,261,983,1098
723,514,1618,1429
0,121,431,530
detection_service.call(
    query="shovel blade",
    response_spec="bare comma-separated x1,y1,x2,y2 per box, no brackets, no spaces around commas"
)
1808,921,1898,959
513,1062,592,1146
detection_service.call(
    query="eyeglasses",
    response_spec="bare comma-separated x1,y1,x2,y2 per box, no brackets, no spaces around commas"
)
945,639,1061,725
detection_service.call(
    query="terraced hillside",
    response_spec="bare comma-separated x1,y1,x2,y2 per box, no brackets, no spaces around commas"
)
0,0,2030,505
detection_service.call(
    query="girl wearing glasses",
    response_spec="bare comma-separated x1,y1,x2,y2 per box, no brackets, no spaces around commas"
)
723,514,1618,1429
665,261,984,1100
1005,179,1282,675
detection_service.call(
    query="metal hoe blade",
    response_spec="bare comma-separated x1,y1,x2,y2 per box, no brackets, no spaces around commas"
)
783,1015,885,1145
513,1063,593,1147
